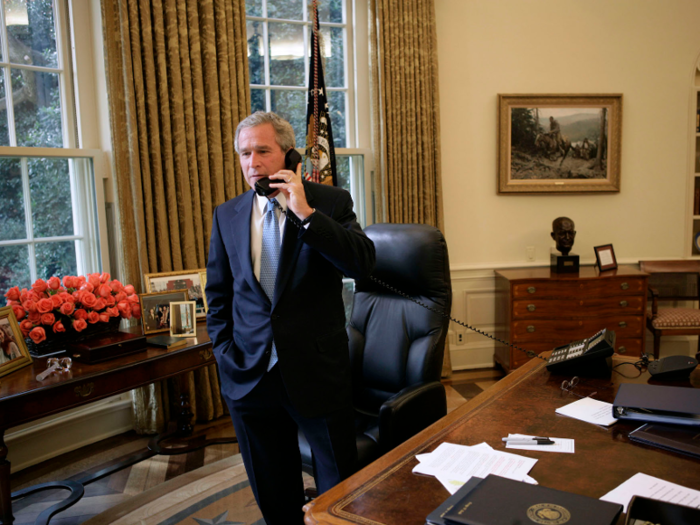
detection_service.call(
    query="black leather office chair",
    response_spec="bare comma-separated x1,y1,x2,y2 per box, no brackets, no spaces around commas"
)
299,223,451,481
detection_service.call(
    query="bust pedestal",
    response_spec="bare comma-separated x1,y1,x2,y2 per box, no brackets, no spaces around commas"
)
550,248,579,273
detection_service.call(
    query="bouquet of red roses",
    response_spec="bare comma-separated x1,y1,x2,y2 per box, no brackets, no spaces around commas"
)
4,273,141,346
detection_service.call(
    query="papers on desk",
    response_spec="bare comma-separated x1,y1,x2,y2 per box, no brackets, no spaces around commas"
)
413,442,538,494
600,472,700,513
504,433,575,453
555,396,618,427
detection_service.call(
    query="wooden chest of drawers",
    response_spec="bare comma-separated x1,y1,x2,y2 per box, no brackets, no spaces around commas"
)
494,266,648,372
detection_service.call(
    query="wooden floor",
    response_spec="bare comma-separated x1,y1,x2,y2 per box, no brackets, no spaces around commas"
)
9,367,504,525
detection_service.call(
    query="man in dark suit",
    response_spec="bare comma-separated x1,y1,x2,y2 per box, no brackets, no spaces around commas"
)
206,112,375,524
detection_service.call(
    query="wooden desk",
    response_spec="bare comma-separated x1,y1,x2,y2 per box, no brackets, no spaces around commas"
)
303,355,700,524
495,266,648,371
0,325,215,525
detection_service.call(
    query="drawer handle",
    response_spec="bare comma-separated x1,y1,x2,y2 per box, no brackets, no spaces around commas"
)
527,325,535,333
619,321,627,328
619,300,628,307
621,282,629,290
74,383,95,398
527,304,536,312
199,348,213,361
527,286,536,294
618,346,627,354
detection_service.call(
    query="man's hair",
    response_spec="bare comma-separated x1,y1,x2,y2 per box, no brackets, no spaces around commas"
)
234,111,295,153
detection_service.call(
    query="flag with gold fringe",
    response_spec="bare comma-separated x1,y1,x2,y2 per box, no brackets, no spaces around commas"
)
304,1,337,186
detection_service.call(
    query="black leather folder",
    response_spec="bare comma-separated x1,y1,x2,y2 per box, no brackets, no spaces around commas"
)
628,423,700,459
426,477,483,525
612,383,700,428
441,474,622,525
625,495,700,524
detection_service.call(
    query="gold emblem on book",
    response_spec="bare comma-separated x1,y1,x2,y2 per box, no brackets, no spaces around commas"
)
527,503,571,524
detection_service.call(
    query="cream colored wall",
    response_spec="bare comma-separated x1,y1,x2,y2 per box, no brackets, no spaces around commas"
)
436,0,700,269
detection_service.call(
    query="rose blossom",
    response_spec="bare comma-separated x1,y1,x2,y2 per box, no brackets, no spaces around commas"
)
115,292,127,303
98,284,112,298
99,313,110,323
59,292,75,303
20,319,34,336
109,280,124,293
29,326,47,344
40,313,55,325
4,286,20,301
117,301,132,318
12,305,25,320
100,272,111,283
32,279,48,294
28,311,41,324
127,294,140,304
80,292,98,308
53,321,66,333
106,306,120,317
47,276,61,290
80,282,94,293
63,275,74,288
50,294,63,308
88,274,101,288
87,311,100,324
73,318,88,332
94,298,106,311
105,295,116,307
23,299,37,313
123,284,135,295
132,304,141,318
37,298,53,314
73,308,88,320
60,302,75,316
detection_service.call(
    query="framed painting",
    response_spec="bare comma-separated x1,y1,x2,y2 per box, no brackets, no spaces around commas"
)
198,271,209,313
139,289,189,335
0,306,33,378
144,269,207,319
498,94,622,194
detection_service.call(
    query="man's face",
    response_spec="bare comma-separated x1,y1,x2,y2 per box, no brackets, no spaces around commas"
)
552,220,576,252
237,123,287,190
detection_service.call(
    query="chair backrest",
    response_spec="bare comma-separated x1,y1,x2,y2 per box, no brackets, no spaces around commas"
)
348,223,452,414
639,260,700,301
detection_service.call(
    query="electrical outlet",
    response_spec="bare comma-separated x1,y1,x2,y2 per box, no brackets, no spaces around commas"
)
526,246,535,262
457,332,464,344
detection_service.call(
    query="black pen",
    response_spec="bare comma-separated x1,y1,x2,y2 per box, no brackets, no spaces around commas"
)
502,437,555,445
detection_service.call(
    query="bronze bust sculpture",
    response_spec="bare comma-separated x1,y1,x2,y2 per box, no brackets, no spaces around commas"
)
551,217,576,256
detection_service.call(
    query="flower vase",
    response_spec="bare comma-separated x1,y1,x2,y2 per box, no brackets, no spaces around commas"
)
26,317,123,357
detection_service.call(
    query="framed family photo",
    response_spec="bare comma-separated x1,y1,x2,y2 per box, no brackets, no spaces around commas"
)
198,271,209,313
144,269,207,318
169,301,197,338
498,93,622,194
594,244,618,272
0,306,32,378
139,290,189,335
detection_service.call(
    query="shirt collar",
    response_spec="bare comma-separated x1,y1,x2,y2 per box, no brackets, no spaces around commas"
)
255,191,287,215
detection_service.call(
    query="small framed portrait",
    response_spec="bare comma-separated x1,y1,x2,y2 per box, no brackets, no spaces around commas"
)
0,306,33,378
140,290,189,335
198,270,209,313
594,244,618,272
144,269,207,319
169,301,197,338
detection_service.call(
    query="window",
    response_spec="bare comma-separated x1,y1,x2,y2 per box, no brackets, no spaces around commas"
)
245,0,373,226
0,0,103,297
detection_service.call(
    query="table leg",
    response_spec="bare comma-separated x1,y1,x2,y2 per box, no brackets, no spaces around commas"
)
175,373,194,436
0,430,14,524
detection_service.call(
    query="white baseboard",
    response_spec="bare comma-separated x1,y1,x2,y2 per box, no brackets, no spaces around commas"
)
5,395,134,473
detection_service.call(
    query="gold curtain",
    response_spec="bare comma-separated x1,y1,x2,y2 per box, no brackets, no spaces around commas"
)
369,0,451,376
101,0,251,432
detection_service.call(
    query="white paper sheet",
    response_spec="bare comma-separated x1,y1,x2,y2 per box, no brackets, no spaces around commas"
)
412,442,537,485
600,472,700,513
555,396,618,427
504,433,575,453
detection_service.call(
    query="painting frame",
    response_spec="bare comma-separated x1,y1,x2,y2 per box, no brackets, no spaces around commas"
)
139,289,189,335
169,301,197,338
0,306,33,378
144,269,207,319
198,271,209,313
594,244,618,272
498,93,622,194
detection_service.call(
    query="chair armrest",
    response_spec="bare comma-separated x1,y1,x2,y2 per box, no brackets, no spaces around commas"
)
377,381,446,454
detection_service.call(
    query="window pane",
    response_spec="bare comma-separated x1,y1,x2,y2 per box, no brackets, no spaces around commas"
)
271,90,306,148
0,158,25,241
342,278,354,324
35,241,76,281
0,74,8,146
12,69,63,147
0,244,30,297
247,20,265,85
5,0,58,68
328,90,346,148
29,157,73,238
269,22,305,86
245,0,262,17
318,0,344,23
320,26,344,88
267,0,302,20
335,155,350,192
251,88,266,112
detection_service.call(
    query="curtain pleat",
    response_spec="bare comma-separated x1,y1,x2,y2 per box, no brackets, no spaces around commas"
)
369,0,451,376
101,0,250,433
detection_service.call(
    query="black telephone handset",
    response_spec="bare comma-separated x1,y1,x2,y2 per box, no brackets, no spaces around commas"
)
254,149,303,197
545,328,616,374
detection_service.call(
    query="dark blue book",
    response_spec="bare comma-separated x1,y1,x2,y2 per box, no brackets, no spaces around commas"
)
426,477,484,525
442,474,622,525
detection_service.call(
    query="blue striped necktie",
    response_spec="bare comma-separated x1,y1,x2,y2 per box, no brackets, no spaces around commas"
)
260,198,280,370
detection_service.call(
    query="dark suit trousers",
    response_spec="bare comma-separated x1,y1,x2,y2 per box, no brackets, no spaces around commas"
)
224,365,357,525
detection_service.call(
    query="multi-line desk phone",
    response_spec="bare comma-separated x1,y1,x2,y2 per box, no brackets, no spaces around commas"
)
546,328,616,374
